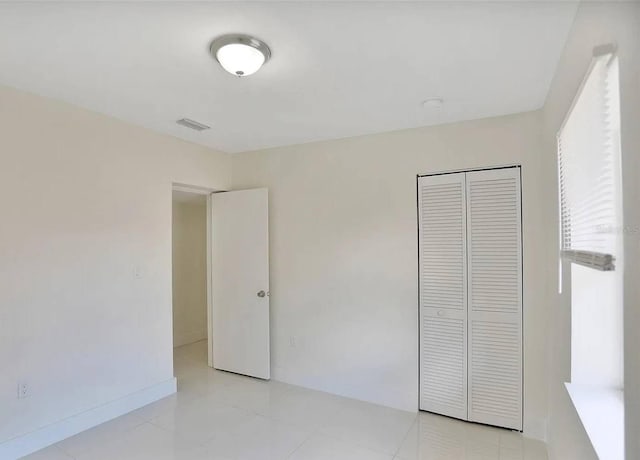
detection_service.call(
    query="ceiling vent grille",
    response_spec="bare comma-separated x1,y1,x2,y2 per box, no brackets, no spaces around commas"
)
176,118,210,131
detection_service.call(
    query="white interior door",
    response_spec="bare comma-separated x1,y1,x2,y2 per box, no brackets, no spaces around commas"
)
211,188,270,379
418,173,468,420
466,168,522,430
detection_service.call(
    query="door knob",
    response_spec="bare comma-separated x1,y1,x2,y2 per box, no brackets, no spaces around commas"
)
257,290,266,298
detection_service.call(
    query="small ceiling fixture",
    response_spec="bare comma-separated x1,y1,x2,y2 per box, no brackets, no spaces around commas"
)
210,34,271,77
176,118,210,131
422,98,444,111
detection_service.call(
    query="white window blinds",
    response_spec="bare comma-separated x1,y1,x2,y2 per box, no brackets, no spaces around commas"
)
557,48,622,271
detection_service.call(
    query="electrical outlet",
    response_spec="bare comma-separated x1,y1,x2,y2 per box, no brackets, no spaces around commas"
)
133,265,143,279
289,336,297,348
17,382,30,399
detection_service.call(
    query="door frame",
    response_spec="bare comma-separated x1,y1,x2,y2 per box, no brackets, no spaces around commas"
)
171,182,221,368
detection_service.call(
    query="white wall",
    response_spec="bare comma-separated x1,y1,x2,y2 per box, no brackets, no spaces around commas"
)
232,110,549,438
172,194,208,348
540,3,640,459
0,85,231,446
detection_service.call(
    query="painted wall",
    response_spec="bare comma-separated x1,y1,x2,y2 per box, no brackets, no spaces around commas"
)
540,3,640,459
232,111,549,438
172,194,208,348
0,85,231,444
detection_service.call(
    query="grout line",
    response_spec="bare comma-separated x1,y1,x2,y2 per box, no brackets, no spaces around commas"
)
182,342,518,460
392,413,418,459
54,445,76,460
283,427,316,460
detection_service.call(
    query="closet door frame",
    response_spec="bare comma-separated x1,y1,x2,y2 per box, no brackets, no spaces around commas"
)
416,164,523,431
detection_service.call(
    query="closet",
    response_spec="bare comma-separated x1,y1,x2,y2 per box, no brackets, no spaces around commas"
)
418,166,522,431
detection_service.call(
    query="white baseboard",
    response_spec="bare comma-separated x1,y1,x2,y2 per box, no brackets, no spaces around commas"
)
0,377,177,460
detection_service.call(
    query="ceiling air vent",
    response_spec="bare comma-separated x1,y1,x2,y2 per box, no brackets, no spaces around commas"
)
176,118,210,131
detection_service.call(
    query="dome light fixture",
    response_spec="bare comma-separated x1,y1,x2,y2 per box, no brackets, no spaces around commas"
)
210,34,271,77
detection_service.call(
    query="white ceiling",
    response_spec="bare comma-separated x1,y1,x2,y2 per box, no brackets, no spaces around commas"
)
0,2,577,153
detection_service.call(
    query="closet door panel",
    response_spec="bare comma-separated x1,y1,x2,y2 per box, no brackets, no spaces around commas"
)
466,168,522,430
418,173,467,420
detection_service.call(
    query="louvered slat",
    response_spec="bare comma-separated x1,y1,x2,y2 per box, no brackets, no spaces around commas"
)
418,173,467,420
466,168,522,430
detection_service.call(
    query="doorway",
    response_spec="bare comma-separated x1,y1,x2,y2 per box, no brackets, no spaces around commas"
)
171,184,271,382
171,186,213,374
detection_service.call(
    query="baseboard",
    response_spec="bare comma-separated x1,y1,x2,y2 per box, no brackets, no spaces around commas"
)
0,377,177,460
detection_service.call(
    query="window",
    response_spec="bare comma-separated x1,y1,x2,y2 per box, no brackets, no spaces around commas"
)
558,47,623,387
558,48,622,273
557,46,624,460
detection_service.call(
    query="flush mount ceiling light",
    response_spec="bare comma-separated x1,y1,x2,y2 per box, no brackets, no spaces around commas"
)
210,34,271,77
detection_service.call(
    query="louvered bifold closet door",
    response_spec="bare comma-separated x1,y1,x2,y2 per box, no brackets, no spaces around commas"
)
418,173,468,420
466,168,522,430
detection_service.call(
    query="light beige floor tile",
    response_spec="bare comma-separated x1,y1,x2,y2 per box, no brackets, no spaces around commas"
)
289,433,394,460
24,341,547,460
20,446,73,460
203,415,312,459
73,422,206,460
317,398,416,455
55,411,146,457
129,390,203,422
254,385,347,430
396,412,547,460
149,399,255,444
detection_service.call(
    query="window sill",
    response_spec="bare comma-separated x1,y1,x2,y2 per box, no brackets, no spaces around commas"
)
565,383,624,460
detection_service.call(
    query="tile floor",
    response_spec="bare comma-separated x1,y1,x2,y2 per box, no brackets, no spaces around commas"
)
24,341,548,459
